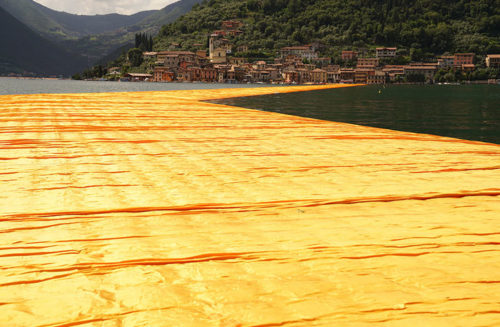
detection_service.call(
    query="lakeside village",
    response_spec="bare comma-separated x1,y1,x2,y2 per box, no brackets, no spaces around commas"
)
103,21,500,85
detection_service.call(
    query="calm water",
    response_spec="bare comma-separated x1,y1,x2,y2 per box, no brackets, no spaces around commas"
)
0,77,270,95
214,84,500,144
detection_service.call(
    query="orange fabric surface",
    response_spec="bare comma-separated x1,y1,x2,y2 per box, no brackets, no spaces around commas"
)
0,84,499,326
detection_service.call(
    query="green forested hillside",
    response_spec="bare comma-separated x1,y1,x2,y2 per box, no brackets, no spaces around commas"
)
132,0,204,33
0,7,87,75
157,0,500,58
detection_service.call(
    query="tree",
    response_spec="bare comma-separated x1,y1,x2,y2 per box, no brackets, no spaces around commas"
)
128,48,143,67
443,71,456,82
135,33,154,51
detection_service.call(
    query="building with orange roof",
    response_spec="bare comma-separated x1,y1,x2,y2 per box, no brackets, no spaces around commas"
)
486,54,500,68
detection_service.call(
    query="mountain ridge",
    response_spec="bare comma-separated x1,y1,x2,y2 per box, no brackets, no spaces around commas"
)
0,0,158,40
58,0,203,62
0,6,87,76
0,0,203,73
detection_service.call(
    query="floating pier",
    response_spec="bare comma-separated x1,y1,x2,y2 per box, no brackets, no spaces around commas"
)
0,85,499,326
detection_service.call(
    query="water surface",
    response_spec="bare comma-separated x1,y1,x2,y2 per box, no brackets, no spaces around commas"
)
214,85,500,144
0,77,270,95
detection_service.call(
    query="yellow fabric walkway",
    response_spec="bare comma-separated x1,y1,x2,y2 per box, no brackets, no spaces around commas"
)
0,84,499,326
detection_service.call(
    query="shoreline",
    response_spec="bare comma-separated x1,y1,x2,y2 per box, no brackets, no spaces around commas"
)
2,75,498,85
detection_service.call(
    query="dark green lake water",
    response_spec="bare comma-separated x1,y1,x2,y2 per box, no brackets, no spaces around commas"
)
213,85,500,144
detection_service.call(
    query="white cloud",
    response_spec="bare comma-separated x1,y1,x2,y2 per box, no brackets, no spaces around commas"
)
33,0,179,15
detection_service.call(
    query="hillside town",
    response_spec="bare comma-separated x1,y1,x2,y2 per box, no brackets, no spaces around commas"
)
111,20,499,84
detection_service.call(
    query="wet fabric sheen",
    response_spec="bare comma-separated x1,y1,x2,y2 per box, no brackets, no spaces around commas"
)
0,85,499,326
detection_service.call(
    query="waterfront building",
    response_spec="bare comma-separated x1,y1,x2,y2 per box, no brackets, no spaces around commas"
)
340,68,355,82
200,67,217,82
282,70,299,84
327,70,341,83
375,47,397,58
233,65,248,81
310,68,328,84
438,56,454,68
383,65,405,82
250,70,271,82
486,54,500,68
281,68,311,84
367,71,387,84
186,67,203,82
153,67,175,82
354,68,375,83
453,53,474,67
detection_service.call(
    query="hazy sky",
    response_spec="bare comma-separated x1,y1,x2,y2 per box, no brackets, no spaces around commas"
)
33,0,179,15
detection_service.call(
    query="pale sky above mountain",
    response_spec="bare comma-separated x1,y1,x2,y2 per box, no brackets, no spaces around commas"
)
33,0,179,15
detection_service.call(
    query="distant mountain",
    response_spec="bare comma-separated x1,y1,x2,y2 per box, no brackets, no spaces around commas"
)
131,0,204,33
0,0,203,64
0,0,155,40
58,0,204,62
0,6,87,76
